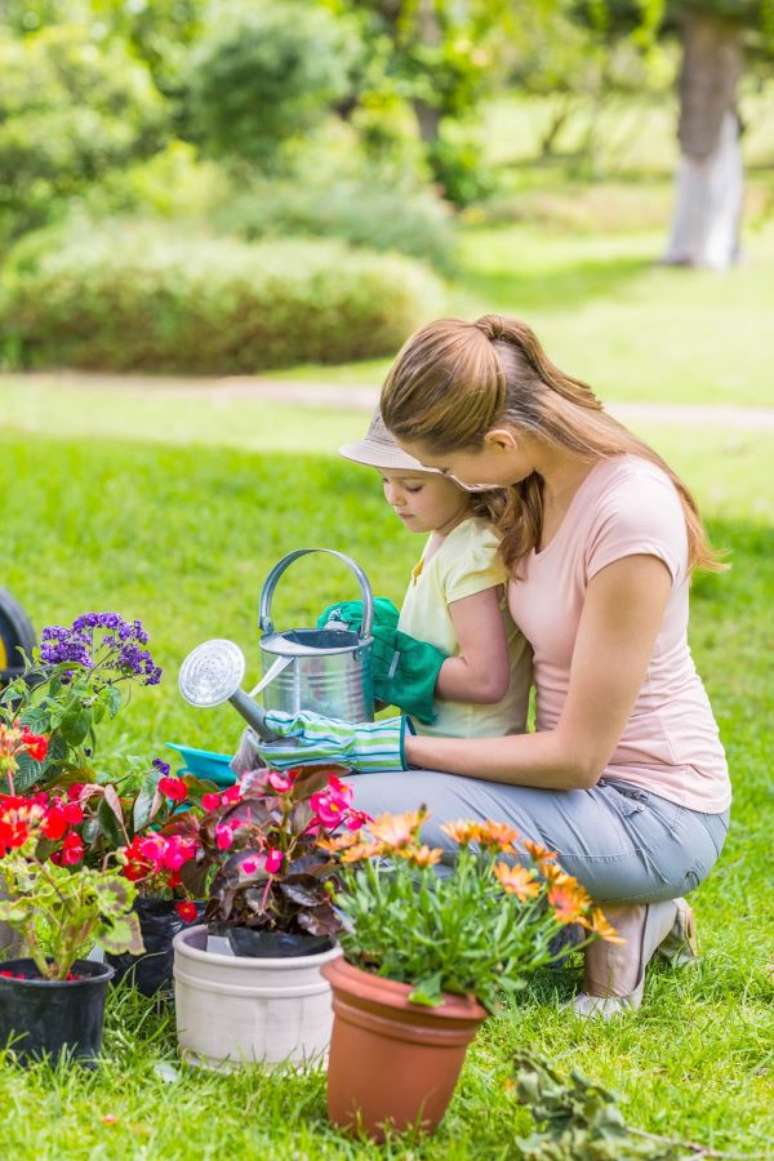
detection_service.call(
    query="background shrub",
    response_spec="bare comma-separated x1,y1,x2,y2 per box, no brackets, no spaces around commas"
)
214,174,456,272
0,222,445,373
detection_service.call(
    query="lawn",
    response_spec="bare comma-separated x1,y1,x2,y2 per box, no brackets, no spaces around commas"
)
0,415,771,1159
275,217,774,409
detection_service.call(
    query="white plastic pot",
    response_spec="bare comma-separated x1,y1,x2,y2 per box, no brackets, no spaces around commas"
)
173,925,340,1071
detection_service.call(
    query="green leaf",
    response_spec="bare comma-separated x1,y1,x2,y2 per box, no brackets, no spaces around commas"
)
132,770,163,833
408,971,443,1007
97,911,145,957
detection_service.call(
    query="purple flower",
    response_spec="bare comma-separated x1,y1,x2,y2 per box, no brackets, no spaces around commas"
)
152,758,170,776
39,612,161,686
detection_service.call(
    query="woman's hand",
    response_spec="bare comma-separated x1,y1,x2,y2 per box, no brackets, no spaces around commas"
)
253,710,411,774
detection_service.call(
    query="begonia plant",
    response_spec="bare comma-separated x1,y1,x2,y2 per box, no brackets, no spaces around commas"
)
190,767,370,941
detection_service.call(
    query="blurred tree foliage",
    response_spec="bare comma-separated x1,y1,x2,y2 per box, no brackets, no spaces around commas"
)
183,1,361,167
0,22,167,241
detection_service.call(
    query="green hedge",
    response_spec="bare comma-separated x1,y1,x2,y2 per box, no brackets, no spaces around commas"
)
0,223,445,373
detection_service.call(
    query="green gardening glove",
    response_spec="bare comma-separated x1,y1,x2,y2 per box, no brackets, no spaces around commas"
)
253,710,413,773
318,599,446,724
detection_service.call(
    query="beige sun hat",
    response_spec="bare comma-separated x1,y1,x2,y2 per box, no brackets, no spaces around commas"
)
339,409,440,474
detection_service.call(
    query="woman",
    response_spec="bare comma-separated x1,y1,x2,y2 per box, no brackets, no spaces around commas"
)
255,314,731,1016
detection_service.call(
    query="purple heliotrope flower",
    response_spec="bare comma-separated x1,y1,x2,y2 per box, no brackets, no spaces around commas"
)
40,613,162,686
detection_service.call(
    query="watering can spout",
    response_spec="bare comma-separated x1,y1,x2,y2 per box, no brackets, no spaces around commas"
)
178,639,278,741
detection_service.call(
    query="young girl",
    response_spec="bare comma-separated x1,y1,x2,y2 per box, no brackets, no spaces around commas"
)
337,409,532,738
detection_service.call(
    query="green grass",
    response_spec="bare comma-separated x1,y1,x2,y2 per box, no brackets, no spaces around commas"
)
273,218,774,409
0,420,771,1158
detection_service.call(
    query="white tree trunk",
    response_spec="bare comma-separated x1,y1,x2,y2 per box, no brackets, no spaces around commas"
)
664,10,744,271
664,109,743,270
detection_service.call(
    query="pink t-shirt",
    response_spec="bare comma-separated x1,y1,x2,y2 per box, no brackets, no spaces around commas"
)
507,455,730,813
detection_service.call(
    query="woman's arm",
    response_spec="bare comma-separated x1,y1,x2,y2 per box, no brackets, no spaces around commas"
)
405,555,672,790
434,587,510,704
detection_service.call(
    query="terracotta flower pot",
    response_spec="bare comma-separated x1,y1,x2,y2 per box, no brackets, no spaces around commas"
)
173,924,341,1071
322,957,487,1140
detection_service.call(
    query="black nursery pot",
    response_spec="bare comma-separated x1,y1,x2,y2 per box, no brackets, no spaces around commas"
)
226,926,333,959
107,897,204,997
0,958,114,1066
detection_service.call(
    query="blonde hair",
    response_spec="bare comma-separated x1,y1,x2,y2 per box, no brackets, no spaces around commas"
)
381,314,723,574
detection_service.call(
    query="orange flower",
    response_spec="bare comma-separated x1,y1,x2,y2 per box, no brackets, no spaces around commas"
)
340,840,386,863
398,844,443,869
316,832,361,854
440,819,480,847
548,880,592,925
475,820,520,851
585,907,626,945
494,862,540,902
369,809,427,849
522,838,558,868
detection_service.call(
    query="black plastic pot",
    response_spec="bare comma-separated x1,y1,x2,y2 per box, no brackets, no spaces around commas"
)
0,958,114,1066
107,898,204,997
226,926,333,959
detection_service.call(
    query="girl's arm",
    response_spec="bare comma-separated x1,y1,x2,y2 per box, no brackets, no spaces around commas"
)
406,555,672,789
434,586,510,704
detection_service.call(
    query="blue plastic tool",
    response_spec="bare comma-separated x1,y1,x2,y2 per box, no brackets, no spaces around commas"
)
165,742,236,787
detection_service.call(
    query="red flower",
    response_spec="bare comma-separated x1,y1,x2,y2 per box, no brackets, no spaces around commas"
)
201,792,221,812
175,901,198,923
159,776,187,803
41,805,68,841
220,784,242,805
60,831,84,866
21,729,48,763
63,801,83,825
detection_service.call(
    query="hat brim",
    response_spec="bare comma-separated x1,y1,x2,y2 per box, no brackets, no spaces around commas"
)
338,438,440,474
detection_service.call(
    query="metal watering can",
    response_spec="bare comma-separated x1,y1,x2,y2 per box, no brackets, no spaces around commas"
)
178,549,374,739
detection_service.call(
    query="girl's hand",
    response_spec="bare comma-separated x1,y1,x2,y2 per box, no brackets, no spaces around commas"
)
254,710,412,774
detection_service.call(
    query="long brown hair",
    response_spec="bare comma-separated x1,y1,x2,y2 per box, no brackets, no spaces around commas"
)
381,314,723,574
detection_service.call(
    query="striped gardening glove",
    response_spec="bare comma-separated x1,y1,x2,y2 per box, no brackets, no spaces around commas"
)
254,710,413,774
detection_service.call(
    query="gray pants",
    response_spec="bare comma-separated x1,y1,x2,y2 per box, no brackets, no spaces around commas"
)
344,771,729,904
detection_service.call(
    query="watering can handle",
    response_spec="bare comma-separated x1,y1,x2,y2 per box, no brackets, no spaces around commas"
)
258,548,374,640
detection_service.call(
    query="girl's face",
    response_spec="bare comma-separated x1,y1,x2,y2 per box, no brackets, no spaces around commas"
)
379,470,469,534
396,427,533,490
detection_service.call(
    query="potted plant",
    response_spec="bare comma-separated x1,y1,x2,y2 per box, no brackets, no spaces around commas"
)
77,758,220,997
173,766,369,1071
0,612,162,792
0,722,49,958
321,810,623,1140
0,788,143,1065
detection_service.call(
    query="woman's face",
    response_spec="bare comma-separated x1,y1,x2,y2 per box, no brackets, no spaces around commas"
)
396,428,533,490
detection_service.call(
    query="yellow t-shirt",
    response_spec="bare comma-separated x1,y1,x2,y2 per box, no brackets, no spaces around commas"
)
398,517,532,739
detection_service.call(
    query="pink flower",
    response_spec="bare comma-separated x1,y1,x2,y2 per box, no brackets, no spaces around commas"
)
240,856,260,875
160,835,197,872
310,786,351,828
159,776,187,804
215,823,234,851
343,808,372,832
264,848,283,874
175,901,198,923
267,770,294,794
220,784,242,805
201,792,221,812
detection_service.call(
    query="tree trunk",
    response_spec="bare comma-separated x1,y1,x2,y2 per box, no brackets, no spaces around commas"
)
412,0,442,145
664,9,744,270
